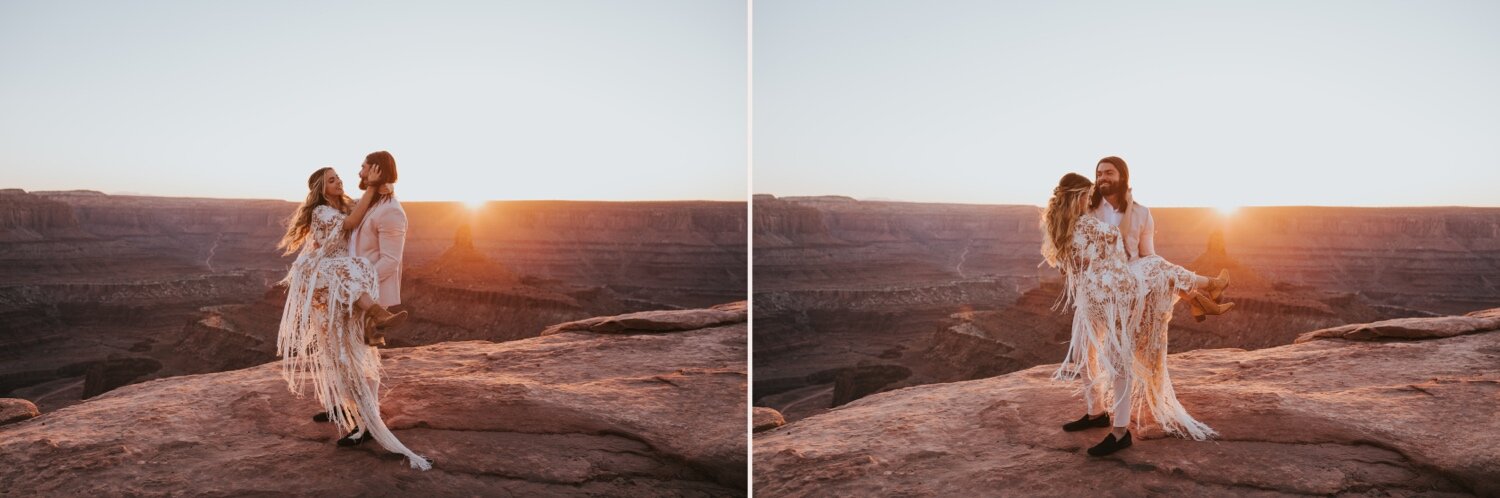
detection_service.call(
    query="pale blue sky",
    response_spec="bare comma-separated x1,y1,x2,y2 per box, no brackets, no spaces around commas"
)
0,0,746,202
754,1,1500,207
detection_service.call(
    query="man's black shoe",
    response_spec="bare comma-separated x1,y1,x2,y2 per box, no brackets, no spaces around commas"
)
1087,430,1133,457
1062,412,1110,432
337,427,374,447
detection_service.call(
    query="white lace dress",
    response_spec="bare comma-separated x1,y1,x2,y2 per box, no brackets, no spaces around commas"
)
1052,214,1216,440
276,204,431,470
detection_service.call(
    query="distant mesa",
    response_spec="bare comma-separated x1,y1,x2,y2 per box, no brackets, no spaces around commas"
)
410,223,522,288
1187,229,1270,290
31,190,107,197
0,189,87,242
779,195,859,203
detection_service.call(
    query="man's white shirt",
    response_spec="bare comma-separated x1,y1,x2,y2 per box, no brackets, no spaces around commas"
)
1092,198,1123,228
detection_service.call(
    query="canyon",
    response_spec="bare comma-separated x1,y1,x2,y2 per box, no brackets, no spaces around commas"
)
752,195,1500,422
0,189,746,412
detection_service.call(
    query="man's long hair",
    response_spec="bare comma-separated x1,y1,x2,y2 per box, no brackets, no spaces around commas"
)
360,150,398,205
1041,173,1094,272
1089,155,1129,212
277,167,353,256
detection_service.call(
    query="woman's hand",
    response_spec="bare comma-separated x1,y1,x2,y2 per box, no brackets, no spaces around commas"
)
366,165,384,185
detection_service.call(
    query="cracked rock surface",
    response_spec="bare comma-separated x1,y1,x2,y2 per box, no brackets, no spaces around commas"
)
754,309,1500,497
0,305,748,497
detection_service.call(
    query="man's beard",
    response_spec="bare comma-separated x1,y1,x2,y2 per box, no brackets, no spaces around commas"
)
358,178,369,191
1096,181,1117,196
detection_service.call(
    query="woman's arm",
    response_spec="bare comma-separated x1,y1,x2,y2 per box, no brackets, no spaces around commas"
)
342,167,392,232
342,188,378,233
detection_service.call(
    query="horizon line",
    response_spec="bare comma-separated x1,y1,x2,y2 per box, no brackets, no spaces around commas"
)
753,193,1500,210
2,188,746,204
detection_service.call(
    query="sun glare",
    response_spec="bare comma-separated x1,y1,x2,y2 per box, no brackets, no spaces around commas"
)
1214,204,1239,217
463,199,486,211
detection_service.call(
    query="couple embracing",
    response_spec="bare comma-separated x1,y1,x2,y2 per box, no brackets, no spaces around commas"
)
272,151,430,470
1041,156,1236,457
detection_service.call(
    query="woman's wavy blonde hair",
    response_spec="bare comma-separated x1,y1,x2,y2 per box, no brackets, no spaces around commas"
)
1040,172,1094,272
276,167,353,256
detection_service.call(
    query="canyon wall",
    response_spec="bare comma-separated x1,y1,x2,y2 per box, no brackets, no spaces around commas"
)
0,189,746,411
752,195,1500,421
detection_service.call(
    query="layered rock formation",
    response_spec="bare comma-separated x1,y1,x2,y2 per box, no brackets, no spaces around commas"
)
393,222,677,346
0,189,746,411
0,305,748,496
1296,307,1500,343
405,200,747,308
754,309,1500,497
542,301,747,336
0,189,87,242
2,190,745,304
753,195,1500,422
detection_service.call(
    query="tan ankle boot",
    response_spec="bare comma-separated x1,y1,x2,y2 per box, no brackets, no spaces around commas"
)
365,305,408,330
1206,269,1231,302
1188,290,1234,318
1186,291,1206,322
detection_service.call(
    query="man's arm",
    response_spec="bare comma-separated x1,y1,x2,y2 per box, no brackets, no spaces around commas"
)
371,207,408,281
1137,207,1156,257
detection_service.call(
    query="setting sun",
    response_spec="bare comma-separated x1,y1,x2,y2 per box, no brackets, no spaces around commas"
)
1214,205,1239,217
463,199,486,211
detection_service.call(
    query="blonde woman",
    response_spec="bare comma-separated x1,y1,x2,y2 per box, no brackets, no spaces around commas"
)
1040,172,1231,457
274,165,431,470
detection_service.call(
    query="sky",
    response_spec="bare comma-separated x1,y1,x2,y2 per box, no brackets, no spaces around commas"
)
0,0,746,202
754,0,1500,208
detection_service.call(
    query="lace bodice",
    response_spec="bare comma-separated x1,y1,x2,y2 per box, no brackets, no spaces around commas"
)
1068,215,1140,307
309,205,351,258
284,205,354,288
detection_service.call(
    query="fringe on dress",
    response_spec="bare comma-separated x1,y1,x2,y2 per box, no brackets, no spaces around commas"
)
276,205,432,470
1047,215,1216,441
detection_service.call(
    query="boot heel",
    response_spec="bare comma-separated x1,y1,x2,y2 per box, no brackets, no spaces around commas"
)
1190,290,1235,317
